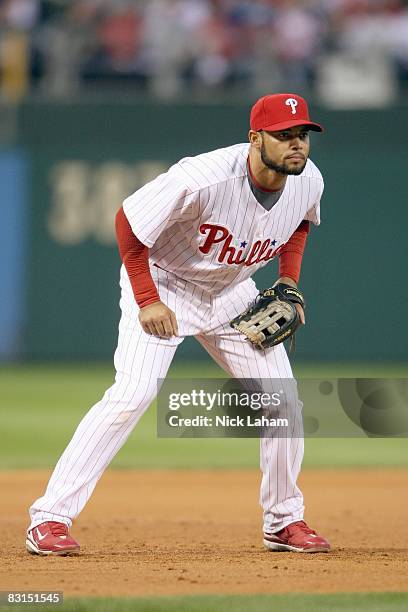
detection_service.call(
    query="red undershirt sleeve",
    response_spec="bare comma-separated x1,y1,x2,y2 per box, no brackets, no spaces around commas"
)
115,206,161,309
278,220,310,284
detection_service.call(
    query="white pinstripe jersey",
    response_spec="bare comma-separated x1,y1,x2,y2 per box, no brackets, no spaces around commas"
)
123,143,324,295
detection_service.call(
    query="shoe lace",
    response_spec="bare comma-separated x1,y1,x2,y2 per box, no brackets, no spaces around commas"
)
287,521,317,536
48,522,68,537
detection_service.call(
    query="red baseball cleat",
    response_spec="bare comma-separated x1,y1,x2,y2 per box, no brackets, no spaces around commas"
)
26,521,80,556
263,520,330,553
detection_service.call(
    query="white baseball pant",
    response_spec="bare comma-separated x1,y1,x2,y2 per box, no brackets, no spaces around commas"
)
29,265,304,534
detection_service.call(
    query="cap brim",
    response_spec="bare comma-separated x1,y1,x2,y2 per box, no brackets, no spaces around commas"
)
261,120,324,133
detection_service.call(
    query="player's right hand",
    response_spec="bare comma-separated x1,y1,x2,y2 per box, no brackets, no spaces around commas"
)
138,301,179,338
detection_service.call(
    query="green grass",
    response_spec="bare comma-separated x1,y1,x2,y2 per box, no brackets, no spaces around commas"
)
0,362,407,470
3,593,408,612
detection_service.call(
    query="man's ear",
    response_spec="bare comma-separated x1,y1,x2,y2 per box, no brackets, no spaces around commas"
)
248,129,262,149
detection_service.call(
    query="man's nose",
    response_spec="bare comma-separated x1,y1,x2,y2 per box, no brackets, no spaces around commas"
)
290,137,302,148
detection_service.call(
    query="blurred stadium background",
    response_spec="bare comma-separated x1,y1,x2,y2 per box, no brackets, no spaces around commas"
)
0,0,407,461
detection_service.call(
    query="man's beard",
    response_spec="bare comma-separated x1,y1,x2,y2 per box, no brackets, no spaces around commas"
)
260,143,307,176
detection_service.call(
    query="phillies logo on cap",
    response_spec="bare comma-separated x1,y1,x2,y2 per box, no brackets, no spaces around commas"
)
285,98,298,115
250,93,323,133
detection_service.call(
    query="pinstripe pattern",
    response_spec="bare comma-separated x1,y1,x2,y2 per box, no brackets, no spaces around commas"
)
30,270,303,533
196,280,304,533
29,271,183,529
123,144,323,295
29,144,323,535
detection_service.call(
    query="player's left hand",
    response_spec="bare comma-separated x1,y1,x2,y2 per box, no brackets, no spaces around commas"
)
230,280,305,350
277,277,305,325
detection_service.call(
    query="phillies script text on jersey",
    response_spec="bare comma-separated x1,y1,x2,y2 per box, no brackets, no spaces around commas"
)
199,223,283,266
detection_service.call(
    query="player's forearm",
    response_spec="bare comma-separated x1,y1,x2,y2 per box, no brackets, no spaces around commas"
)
115,206,161,309
278,221,309,284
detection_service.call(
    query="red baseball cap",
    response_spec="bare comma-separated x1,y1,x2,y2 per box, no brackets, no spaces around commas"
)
250,93,323,133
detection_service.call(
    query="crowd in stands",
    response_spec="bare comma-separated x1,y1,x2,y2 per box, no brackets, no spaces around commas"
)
0,0,407,102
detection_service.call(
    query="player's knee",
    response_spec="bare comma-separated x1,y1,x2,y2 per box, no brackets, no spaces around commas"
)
101,379,157,417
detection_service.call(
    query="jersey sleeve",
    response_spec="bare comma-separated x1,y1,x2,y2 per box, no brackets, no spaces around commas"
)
115,206,160,308
304,177,324,226
278,221,309,284
122,167,196,247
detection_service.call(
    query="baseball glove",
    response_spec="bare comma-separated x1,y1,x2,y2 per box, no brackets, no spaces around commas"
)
230,283,305,350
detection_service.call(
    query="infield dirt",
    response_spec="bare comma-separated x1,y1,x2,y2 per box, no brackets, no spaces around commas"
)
1,469,407,597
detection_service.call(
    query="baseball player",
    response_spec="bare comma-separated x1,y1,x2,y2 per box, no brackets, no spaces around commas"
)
26,93,330,555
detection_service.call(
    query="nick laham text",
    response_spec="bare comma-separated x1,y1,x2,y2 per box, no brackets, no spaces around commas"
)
167,415,289,428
